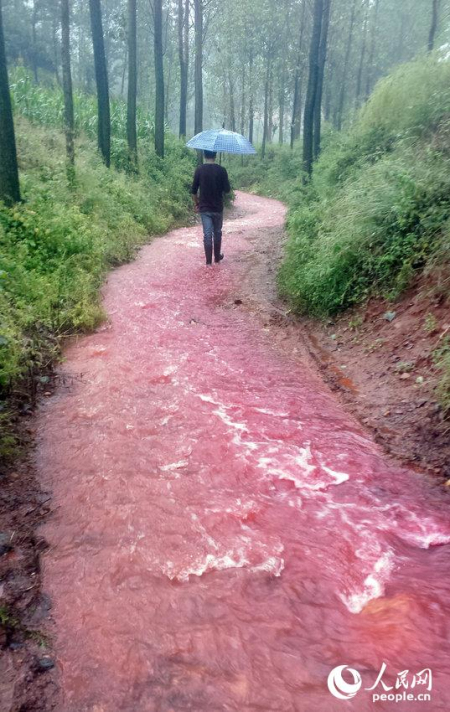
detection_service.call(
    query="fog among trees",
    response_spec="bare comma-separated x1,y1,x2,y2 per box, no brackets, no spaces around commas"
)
1,0,449,174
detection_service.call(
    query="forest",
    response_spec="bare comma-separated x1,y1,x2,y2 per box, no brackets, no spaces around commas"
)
0,0,448,429
0,0,448,434
2,2,450,710
1,0,448,174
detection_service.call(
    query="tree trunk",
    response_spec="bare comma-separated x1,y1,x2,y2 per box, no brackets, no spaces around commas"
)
303,0,323,178
268,64,274,143
31,0,38,83
228,66,236,132
61,0,75,182
336,0,357,131
291,72,299,149
154,0,164,158
365,0,380,98
290,0,306,149
120,45,127,97
248,49,254,143
279,87,285,145
261,54,271,159
240,64,246,134
428,0,440,52
0,0,20,205
324,58,333,122
127,0,137,166
194,0,203,163
89,0,111,166
355,0,369,106
53,17,61,85
178,0,189,138
165,46,174,123
313,0,331,160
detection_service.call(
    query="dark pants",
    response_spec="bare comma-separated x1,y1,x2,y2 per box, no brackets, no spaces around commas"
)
200,212,223,264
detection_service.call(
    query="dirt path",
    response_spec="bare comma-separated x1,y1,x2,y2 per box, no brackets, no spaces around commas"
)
37,192,450,712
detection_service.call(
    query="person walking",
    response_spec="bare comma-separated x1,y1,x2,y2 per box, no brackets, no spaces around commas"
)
191,150,231,265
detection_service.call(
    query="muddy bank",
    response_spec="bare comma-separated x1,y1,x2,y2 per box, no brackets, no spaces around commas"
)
299,289,450,481
234,203,450,482
0,418,58,712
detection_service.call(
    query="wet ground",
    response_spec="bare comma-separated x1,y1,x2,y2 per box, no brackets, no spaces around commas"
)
300,286,450,482
37,193,450,711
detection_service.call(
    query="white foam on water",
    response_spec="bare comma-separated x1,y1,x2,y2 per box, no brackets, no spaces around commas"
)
159,460,189,472
205,498,259,519
394,518,450,549
213,405,247,433
250,556,285,576
293,445,316,477
252,407,291,417
257,445,351,494
340,549,395,614
320,464,350,486
163,548,285,581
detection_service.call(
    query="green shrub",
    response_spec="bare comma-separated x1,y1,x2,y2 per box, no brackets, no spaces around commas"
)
226,143,305,204
277,55,450,316
0,114,195,396
433,336,450,416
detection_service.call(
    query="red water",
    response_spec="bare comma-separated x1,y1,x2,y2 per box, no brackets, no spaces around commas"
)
38,193,450,712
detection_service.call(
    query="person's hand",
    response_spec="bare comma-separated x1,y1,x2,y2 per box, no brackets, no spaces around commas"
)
194,203,200,214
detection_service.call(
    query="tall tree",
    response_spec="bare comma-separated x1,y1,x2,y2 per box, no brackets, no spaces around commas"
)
336,0,358,131
261,54,271,158
365,0,380,98
248,47,254,144
428,0,440,51
31,0,39,82
0,0,21,205
154,0,164,157
303,0,324,177
313,0,331,159
61,0,75,181
239,64,246,134
178,0,189,137
127,0,137,166
355,0,369,107
194,0,203,162
89,0,110,166
290,0,307,149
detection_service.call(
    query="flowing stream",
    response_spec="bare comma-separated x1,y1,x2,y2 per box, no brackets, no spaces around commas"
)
38,192,450,711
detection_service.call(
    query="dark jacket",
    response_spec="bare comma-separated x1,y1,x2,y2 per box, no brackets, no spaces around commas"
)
191,163,231,213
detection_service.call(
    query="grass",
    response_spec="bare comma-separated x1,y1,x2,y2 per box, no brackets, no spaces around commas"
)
225,144,305,205
434,337,450,417
10,68,157,172
0,82,195,456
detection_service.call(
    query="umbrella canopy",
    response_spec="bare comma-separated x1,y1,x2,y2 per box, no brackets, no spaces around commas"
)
186,129,257,155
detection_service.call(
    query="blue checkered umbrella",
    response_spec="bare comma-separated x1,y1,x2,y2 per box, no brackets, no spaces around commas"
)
186,129,257,155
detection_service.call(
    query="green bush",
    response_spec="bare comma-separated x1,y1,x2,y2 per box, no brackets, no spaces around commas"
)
226,143,306,204
10,69,157,163
277,55,450,317
0,114,195,395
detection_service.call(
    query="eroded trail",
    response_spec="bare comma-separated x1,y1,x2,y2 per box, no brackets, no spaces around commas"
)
38,193,450,712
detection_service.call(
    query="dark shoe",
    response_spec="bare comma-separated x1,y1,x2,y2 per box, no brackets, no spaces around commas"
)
215,253,224,263
204,243,213,265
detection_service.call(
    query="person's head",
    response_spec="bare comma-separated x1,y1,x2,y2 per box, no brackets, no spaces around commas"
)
204,150,217,162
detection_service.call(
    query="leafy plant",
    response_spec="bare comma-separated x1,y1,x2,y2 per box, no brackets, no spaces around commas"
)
433,336,450,416
272,56,450,317
0,98,195,405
